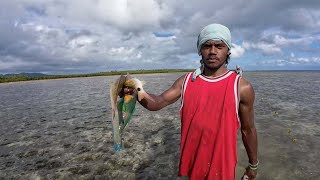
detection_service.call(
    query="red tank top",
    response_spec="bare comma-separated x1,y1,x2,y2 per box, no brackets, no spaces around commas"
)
179,71,241,180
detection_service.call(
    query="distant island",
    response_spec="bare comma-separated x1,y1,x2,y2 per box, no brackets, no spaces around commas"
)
0,69,192,83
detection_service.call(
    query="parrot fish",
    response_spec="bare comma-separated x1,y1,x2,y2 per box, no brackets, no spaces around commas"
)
110,74,145,151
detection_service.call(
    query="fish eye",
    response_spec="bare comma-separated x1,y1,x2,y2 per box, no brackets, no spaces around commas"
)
137,88,141,91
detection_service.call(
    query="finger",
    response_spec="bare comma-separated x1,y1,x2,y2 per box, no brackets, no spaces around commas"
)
241,174,249,180
123,88,131,94
118,88,124,97
123,87,134,94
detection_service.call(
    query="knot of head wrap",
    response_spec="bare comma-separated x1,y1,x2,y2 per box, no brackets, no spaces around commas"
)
192,24,232,81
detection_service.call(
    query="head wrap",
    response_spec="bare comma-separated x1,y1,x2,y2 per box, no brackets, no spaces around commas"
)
192,24,232,81
197,24,232,54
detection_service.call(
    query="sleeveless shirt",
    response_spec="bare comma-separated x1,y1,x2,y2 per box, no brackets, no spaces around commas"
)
179,71,241,180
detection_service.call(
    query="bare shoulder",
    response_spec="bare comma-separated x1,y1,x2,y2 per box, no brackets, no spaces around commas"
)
158,73,190,105
172,73,189,88
239,77,255,104
165,73,189,96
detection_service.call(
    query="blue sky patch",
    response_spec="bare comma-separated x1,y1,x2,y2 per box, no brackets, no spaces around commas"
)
153,32,175,37
25,6,47,17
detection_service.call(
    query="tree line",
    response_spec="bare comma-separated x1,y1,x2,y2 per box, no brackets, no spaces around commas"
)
0,69,192,83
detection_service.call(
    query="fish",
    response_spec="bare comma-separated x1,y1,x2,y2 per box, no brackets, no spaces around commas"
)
110,75,126,151
110,74,145,151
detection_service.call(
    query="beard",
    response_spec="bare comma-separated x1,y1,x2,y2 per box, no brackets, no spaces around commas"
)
203,59,225,71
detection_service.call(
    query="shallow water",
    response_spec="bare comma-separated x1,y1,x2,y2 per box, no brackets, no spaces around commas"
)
0,71,319,180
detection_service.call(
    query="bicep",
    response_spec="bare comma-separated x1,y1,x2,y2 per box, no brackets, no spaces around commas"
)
158,75,185,106
239,78,255,129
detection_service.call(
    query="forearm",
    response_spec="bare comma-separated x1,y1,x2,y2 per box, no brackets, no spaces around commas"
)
138,75,184,111
241,127,258,164
138,92,167,111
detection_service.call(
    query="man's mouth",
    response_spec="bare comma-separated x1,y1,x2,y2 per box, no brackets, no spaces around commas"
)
207,58,219,62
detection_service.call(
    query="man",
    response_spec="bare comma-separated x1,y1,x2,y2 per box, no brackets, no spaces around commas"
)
122,24,258,179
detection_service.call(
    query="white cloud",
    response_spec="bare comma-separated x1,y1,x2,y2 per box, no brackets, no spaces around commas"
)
230,43,245,58
107,47,141,62
29,0,174,32
243,41,282,55
295,57,320,63
68,36,98,49
256,43,282,54
258,56,320,67
273,35,312,46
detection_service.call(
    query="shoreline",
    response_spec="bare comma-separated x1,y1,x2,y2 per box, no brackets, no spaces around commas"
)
0,69,192,84
2,69,319,84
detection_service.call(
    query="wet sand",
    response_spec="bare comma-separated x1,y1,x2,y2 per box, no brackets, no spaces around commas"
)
0,72,319,179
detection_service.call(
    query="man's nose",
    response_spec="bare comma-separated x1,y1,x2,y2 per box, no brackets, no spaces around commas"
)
209,46,217,54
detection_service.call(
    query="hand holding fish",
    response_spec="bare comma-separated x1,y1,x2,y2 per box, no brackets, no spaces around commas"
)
123,78,146,101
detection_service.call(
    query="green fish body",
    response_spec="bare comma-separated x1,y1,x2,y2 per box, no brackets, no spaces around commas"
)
118,94,136,134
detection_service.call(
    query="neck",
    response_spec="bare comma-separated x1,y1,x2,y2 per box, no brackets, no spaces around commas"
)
203,65,228,77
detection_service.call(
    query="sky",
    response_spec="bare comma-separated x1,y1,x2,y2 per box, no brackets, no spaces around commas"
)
0,0,320,75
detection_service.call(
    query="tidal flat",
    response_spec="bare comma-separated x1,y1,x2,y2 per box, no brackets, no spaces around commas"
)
0,71,319,180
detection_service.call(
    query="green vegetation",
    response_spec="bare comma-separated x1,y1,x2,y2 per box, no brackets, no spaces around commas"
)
0,69,192,83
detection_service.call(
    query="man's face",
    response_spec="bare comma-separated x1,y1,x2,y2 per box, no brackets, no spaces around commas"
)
200,40,229,71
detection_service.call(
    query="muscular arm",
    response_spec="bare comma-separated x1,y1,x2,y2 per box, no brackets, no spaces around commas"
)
138,74,186,111
239,77,258,165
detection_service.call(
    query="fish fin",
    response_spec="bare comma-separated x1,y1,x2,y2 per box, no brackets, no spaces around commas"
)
110,75,126,152
126,72,132,80
110,75,126,111
112,101,123,151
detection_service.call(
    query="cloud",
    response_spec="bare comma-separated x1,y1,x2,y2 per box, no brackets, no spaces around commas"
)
273,35,309,46
241,33,320,55
25,0,175,33
258,56,320,67
107,47,142,61
243,41,282,55
1,0,320,74
230,43,245,58
0,55,39,70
